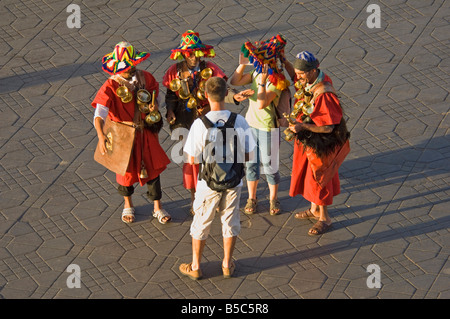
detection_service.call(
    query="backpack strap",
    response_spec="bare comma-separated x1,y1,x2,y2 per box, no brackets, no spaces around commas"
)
224,112,237,127
200,112,237,129
200,115,215,129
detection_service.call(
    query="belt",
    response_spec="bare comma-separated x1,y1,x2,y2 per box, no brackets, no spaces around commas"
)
120,121,144,130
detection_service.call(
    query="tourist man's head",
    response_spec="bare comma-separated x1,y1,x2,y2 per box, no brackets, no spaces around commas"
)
205,76,227,102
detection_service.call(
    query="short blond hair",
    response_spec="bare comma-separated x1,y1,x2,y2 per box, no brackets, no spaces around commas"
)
205,76,227,102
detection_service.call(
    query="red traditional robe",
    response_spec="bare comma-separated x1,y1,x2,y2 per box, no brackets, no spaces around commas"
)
289,74,343,206
92,70,170,187
162,61,228,190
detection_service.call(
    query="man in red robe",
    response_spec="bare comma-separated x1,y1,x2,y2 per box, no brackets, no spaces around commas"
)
92,42,171,224
286,51,350,236
162,30,252,213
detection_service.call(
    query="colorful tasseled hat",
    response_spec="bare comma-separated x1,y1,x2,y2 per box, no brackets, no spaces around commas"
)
241,34,290,90
102,41,150,75
170,30,215,60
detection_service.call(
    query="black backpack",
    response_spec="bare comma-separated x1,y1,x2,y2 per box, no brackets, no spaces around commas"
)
199,112,245,192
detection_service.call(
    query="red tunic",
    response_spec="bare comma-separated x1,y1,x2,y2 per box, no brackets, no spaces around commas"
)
163,61,228,190
289,74,343,206
92,71,170,187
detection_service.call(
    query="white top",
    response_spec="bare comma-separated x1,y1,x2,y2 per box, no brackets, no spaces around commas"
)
184,110,256,190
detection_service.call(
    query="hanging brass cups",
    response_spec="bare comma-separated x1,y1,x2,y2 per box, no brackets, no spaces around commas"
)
169,78,191,99
136,89,151,113
116,86,133,103
144,90,161,125
282,112,297,142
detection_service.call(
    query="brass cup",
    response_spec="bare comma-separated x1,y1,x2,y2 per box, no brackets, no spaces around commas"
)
187,96,198,109
179,89,190,99
138,103,150,113
137,89,151,103
200,67,213,80
294,80,304,90
116,86,133,103
136,89,152,113
198,80,206,92
145,111,161,125
294,100,303,110
197,89,205,100
178,79,191,99
294,90,305,100
169,78,181,92
283,128,295,142
302,102,314,115
291,107,300,118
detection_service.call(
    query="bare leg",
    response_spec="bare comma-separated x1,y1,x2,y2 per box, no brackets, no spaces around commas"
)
247,180,258,200
268,183,278,201
223,236,237,268
191,238,206,271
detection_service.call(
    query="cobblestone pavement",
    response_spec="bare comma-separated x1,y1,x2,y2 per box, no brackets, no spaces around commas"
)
0,0,449,299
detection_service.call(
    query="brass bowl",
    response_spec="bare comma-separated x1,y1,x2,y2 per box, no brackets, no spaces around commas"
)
294,80,304,90
137,89,151,103
138,102,150,113
116,85,129,98
145,111,161,124
187,96,198,109
116,86,133,103
291,107,300,117
178,79,191,99
294,100,303,110
294,90,305,100
198,80,205,92
197,89,205,100
179,88,190,99
302,102,314,115
169,78,181,92
283,128,295,142
200,67,213,80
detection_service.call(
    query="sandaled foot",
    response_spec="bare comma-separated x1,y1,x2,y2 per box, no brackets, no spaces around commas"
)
244,198,257,215
121,207,135,224
270,199,281,215
308,220,332,236
222,261,236,279
179,263,202,280
295,208,319,220
153,209,171,224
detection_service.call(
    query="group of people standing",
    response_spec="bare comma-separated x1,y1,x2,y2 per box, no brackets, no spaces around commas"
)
92,30,350,280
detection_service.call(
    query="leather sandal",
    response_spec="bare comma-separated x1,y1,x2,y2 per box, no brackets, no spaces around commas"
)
121,207,135,224
308,221,332,236
244,198,257,215
270,199,281,215
153,209,171,224
295,209,319,220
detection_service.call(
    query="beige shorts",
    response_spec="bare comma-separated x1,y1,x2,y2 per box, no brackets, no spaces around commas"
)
190,186,242,241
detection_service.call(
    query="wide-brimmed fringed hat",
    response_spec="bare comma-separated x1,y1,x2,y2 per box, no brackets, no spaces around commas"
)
241,34,290,90
170,30,215,60
102,41,150,75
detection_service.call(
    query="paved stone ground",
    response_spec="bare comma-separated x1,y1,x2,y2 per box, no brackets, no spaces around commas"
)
0,0,449,300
